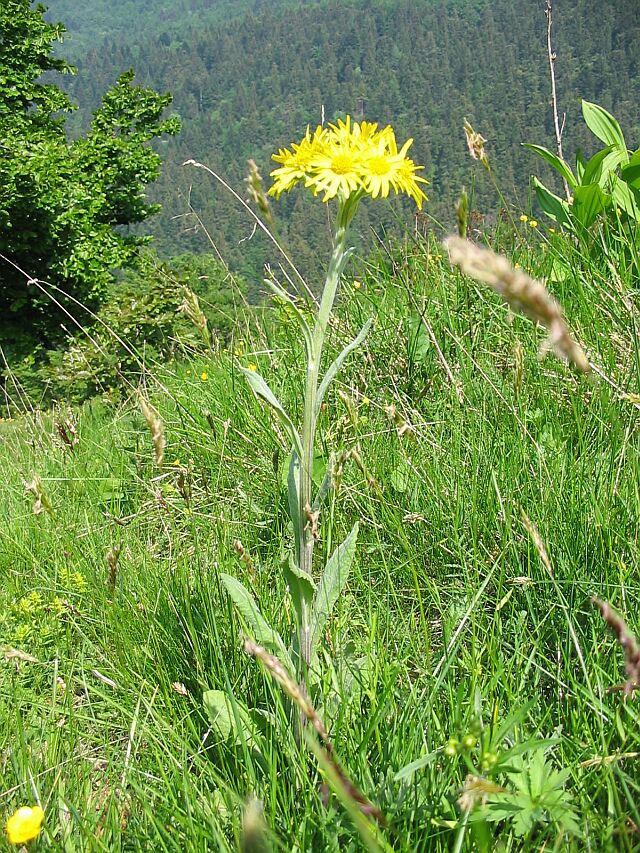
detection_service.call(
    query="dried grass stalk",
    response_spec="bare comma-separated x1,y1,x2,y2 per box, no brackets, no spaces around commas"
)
444,236,590,373
244,640,384,823
592,597,640,696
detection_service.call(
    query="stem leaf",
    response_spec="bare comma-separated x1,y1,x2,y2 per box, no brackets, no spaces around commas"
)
220,573,294,671
241,367,302,456
310,522,359,650
316,317,373,416
283,553,316,630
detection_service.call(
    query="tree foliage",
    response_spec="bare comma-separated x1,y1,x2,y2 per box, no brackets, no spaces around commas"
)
0,1,180,359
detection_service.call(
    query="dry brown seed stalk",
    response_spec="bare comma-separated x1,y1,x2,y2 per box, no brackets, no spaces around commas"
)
592,597,640,696
463,119,489,170
243,640,385,823
139,395,165,467
444,236,590,373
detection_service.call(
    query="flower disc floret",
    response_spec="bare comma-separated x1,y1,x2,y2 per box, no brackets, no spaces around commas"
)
269,115,428,208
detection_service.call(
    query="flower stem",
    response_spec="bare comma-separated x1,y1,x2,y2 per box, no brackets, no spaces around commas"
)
297,201,352,678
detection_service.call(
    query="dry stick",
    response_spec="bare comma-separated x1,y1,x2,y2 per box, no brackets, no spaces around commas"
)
545,0,571,202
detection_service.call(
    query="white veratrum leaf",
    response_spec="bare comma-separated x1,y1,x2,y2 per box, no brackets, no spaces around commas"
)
220,573,294,671
315,318,373,416
582,100,628,160
241,368,302,457
532,177,571,227
310,522,359,650
522,143,576,189
202,689,257,746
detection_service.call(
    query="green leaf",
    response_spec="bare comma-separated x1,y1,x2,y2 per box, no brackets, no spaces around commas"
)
522,143,576,189
581,100,628,160
572,183,611,229
310,522,359,650
581,144,621,187
315,317,373,416
394,750,440,781
283,554,316,630
621,152,640,189
202,689,257,746
220,573,293,670
286,449,301,564
532,177,570,226
611,176,640,221
405,314,430,363
241,368,302,457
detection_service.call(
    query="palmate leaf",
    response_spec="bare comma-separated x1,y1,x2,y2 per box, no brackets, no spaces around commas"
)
310,522,359,650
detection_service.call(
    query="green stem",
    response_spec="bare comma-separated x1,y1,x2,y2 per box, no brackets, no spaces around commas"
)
297,199,353,677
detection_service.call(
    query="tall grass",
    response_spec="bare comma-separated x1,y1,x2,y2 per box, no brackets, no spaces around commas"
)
0,223,639,849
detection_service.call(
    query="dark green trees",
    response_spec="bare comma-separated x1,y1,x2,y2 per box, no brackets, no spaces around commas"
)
0,1,180,358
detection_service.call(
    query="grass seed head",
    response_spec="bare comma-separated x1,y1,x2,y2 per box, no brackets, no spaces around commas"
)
139,395,166,467
444,236,590,373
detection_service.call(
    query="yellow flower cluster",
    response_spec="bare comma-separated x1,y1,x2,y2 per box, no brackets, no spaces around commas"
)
269,116,428,208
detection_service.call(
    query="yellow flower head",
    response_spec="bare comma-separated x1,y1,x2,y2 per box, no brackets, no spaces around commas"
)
200,371,209,382
6,805,44,845
519,214,529,222
269,116,428,208
528,219,538,228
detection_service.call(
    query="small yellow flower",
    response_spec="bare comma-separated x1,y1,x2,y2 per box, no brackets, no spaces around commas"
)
200,371,208,382
361,396,370,407
548,227,556,233
514,263,521,269
172,458,181,466
519,214,529,223
247,363,258,372
528,219,538,228
5,805,44,845
352,280,361,290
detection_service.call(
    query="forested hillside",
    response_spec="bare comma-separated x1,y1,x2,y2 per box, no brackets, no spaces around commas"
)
50,0,639,280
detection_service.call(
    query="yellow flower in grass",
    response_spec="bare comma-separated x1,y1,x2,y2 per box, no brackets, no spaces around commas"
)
269,115,428,208
519,214,529,223
6,805,44,845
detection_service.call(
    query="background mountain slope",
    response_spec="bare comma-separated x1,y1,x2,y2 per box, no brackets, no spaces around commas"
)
44,0,640,280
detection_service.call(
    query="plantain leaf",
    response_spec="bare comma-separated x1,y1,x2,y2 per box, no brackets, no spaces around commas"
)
241,368,302,456
522,143,576,189
203,689,257,746
582,100,628,160
220,573,293,671
310,522,359,650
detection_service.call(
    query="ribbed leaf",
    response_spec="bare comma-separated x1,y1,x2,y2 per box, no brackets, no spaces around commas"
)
522,143,576,189
310,522,359,650
582,100,628,160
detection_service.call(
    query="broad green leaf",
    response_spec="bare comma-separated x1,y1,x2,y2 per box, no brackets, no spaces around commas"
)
620,151,640,189
522,143,576,189
220,573,293,670
310,522,359,650
575,148,587,182
202,689,257,746
405,314,430,362
581,144,619,187
241,368,302,456
611,176,640,221
283,554,316,629
315,317,373,416
572,183,610,229
582,100,628,160
532,177,570,226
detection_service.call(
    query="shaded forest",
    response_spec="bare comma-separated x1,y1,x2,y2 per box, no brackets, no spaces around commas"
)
49,0,640,279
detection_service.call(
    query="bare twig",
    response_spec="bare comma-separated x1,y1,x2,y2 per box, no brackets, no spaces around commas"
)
545,0,571,201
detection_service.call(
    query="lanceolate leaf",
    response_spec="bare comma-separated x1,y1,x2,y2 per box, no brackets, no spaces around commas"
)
241,367,302,457
582,100,628,160
220,573,293,671
286,449,301,564
316,318,373,417
522,143,576,189
310,522,359,650
283,553,316,629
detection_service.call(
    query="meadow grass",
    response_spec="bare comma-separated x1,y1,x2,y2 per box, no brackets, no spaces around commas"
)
1,228,639,850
